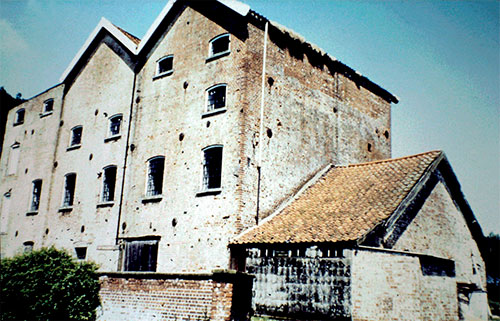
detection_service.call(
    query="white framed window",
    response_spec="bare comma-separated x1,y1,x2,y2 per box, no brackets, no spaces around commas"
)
156,55,173,77
62,173,76,208
146,156,164,197
123,238,159,272
43,99,54,113
30,179,42,212
69,126,82,148
107,114,122,140
101,165,117,202
14,108,25,126
201,145,223,191
23,241,34,253
7,142,20,176
208,33,230,59
205,84,227,113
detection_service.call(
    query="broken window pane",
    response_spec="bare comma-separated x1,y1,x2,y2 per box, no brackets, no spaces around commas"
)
210,34,229,56
63,173,76,207
109,115,122,136
70,126,82,146
124,239,159,272
203,146,222,190
102,166,117,202
147,157,164,196
30,180,42,212
157,55,173,75
207,85,226,111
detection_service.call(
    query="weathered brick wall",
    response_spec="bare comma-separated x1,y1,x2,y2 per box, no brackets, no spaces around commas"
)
351,248,458,321
98,272,251,321
245,246,351,319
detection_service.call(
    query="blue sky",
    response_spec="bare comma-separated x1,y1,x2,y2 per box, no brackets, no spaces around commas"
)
1,0,498,234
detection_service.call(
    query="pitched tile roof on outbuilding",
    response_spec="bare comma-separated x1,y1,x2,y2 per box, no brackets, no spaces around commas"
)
114,25,141,45
233,151,443,245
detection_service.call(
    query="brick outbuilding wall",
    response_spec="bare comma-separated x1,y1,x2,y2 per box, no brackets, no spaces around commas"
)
98,271,252,321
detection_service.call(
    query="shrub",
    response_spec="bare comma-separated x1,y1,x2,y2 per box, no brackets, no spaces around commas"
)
0,247,100,320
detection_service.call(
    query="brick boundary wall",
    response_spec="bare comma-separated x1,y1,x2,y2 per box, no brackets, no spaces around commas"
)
97,271,253,321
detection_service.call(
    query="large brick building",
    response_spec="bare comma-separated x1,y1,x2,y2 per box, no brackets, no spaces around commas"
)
0,0,489,320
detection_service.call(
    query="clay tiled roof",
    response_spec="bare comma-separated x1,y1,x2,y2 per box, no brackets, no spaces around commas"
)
234,151,443,245
115,25,141,45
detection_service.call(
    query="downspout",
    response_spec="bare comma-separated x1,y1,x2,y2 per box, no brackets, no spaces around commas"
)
115,73,137,270
256,21,268,225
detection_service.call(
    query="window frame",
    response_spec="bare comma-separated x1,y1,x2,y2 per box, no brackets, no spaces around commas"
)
61,173,77,210
23,241,34,253
105,114,123,142
7,142,20,176
123,238,159,272
68,125,83,150
198,145,223,195
203,84,227,117
143,156,165,201
41,98,54,117
154,55,174,79
207,33,230,61
100,165,117,204
14,108,25,126
28,179,42,214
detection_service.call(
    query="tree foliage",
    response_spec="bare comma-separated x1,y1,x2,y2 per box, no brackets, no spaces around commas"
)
484,233,500,315
0,247,100,321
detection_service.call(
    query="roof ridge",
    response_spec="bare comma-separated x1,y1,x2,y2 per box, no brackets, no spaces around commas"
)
113,24,141,45
339,150,442,168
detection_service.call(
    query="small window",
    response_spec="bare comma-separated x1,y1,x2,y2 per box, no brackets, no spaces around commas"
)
108,114,122,138
156,55,173,77
206,84,226,112
14,108,25,126
102,166,117,202
75,247,87,260
202,146,223,190
123,239,159,272
70,126,83,147
30,180,42,212
23,241,34,253
43,99,54,113
62,173,76,207
209,34,230,58
7,142,20,175
146,157,164,197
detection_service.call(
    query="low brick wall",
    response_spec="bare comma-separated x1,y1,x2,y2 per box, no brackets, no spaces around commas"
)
97,271,252,321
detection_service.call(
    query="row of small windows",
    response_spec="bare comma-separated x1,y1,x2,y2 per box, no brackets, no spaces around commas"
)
13,99,54,126
68,114,122,149
155,33,230,79
25,146,223,213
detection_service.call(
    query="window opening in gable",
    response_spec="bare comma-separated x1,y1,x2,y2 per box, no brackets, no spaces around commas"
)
108,114,122,137
123,239,159,272
7,143,20,175
206,84,226,112
146,156,164,197
102,166,117,202
14,109,25,125
70,126,83,147
75,247,87,260
30,179,42,212
209,34,230,58
202,146,223,190
156,55,173,76
63,173,76,207
43,99,54,113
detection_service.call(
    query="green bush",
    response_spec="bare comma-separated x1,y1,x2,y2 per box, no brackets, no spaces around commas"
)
0,247,100,321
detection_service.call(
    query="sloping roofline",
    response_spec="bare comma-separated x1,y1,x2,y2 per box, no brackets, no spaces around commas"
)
58,0,398,103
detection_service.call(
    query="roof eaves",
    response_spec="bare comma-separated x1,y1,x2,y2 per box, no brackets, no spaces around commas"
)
59,17,139,83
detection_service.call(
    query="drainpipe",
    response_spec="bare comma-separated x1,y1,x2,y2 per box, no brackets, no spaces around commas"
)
256,21,269,225
115,73,137,270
